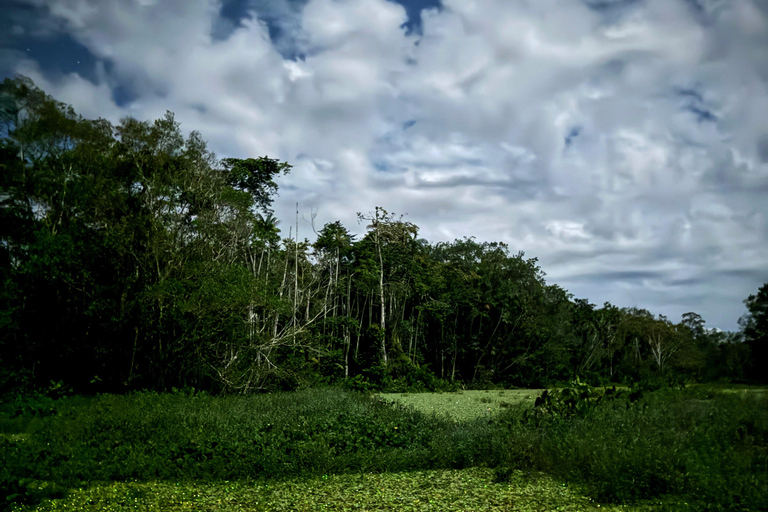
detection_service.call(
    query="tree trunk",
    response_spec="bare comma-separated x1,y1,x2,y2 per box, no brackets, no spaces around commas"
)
293,203,298,346
274,230,290,339
377,232,387,365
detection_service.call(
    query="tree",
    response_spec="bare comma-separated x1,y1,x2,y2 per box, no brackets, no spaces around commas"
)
357,207,418,366
314,221,356,365
681,312,706,339
8,77,751,393
221,157,291,213
1,75,130,391
617,308,655,379
672,312,709,379
0,76,295,393
740,283,768,383
644,315,682,374
571,298,599,375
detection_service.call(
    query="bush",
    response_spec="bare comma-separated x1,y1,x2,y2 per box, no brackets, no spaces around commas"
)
343,358,454,393
494,385,768,510
520,378,635,425
0,388,461,487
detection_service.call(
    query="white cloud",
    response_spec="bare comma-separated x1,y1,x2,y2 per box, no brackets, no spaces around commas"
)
8,0,768,329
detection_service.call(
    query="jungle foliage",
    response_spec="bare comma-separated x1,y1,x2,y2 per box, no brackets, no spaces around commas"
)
1,75,766,396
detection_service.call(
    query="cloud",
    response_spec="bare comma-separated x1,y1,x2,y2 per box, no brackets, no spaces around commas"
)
5,0,768,329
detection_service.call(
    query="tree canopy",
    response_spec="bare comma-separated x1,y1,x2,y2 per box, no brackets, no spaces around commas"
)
0,76,762,394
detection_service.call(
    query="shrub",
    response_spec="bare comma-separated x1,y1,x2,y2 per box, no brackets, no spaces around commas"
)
494,385,768,510
0,389,461,487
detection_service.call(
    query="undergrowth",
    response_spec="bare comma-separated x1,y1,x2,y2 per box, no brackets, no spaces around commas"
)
1,385,766,511
492,383,768,511
0,388,488,508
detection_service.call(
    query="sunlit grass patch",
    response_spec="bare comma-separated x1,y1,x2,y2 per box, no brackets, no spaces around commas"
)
10,468,638,512
379,389,541,422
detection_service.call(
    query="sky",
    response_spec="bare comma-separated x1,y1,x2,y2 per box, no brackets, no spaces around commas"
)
1,0,767,330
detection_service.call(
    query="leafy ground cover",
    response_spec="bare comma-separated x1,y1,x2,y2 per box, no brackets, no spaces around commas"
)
7,468,636,512
2,385,766,511
379,389,542,422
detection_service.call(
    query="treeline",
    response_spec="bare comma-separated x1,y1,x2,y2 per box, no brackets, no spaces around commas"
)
1,76,766,394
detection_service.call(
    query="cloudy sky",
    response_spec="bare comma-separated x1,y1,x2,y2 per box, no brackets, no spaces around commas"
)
2,0,767,330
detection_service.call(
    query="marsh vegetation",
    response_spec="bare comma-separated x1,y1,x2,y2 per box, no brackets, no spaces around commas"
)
2,385,766,511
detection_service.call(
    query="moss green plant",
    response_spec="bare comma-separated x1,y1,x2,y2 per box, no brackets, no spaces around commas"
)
9,468,638,512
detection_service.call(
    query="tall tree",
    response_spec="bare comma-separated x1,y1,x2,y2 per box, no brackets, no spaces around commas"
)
740,283,768,383
0,76,294,392
357,207,418,366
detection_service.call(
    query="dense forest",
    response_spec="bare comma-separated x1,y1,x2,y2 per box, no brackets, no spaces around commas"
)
1,75,766,395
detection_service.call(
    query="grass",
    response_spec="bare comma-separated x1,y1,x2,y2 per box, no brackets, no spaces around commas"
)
2,385,766,511
379,389,542,422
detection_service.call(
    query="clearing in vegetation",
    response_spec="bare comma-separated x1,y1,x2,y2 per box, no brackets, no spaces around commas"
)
379,389,542,422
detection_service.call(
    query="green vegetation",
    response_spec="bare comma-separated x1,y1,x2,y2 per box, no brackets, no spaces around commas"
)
1,389,445,484
380,389,541,422
493,385,768,511
2,386,766,511
387,383,768,511
2,78,767,399
2,75,767,511
4,468,633,512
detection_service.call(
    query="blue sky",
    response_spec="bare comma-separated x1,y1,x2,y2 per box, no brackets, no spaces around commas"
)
2,0,767,330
